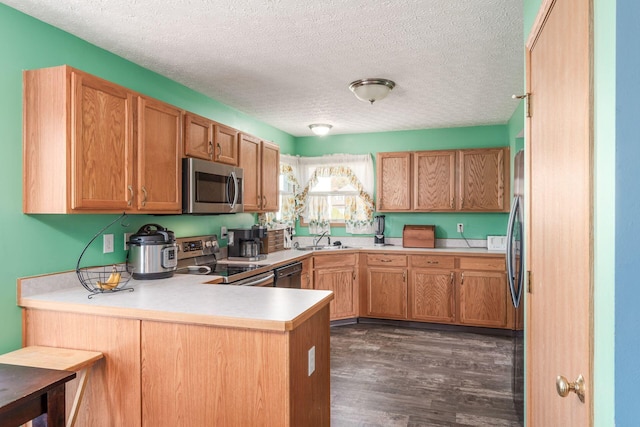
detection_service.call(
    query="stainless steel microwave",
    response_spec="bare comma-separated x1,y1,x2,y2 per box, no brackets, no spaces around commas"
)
182,158,244,214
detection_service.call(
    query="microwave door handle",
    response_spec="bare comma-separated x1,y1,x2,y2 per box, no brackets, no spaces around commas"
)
229,171,239,209
505,196,518,307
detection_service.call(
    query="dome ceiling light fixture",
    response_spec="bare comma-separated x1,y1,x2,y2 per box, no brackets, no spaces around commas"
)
308,123,333,136
348,78,396,104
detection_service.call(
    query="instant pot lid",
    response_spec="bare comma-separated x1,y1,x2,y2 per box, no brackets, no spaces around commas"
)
129,223,176,244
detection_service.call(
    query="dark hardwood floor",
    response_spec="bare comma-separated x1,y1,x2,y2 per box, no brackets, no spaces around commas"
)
330,323,522,427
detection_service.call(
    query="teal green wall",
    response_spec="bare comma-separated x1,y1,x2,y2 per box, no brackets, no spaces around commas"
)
596,0,616,425
294,125,512,239
0,4,294,354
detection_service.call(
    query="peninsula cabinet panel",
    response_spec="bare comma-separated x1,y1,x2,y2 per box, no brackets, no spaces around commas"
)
365,267,408,319
409,268,455,323
376,152,412,211
136,96,182,212
457,147,509,212
413,150,456,211
458,270,510,328
23,309,141,427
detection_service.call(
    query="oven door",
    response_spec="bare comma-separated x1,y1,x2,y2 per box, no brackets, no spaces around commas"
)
230,271,275,287
183,158,244,214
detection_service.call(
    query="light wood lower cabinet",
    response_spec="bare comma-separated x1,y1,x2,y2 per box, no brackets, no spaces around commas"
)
301,257,313,289
362,254,408,319
409,268,455,323
458,270,511,328
313,253,358,320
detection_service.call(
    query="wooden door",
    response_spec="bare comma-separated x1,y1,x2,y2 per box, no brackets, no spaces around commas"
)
457,147,509,212
413,150,456,211
526,0,593,424
213,123,238,165
376,152,411,211
238,133,261,211
458,271,509,328
137,96,182,213
71,71,134,211
409,268,455,323
261,141,280,211
314,268,356,320
365,268,407,319
184,112,213,160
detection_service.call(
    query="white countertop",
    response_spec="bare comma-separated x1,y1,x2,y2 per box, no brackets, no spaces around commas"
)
18,271,332,332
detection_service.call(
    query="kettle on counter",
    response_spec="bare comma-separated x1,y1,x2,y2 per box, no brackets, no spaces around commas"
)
127,224,178,280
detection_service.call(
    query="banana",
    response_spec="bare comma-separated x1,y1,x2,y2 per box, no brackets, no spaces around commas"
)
97,266,121,290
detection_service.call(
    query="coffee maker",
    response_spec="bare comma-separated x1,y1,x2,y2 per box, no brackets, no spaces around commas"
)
374,215,386,246
228,227,267,261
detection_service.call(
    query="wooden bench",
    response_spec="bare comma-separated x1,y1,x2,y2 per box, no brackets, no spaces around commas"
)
0,346,103,427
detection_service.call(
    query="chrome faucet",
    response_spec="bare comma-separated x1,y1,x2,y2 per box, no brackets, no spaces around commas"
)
313,231,331,247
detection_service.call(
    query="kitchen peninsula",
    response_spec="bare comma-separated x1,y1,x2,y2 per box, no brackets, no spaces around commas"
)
17,274,332,427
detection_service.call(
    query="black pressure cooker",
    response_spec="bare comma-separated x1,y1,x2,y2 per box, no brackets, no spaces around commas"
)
127,224,178,279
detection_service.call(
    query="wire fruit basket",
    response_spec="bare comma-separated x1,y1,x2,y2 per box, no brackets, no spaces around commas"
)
76,214,134,298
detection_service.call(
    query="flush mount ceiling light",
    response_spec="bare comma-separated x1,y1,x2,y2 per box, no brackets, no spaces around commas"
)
349,78,396,104
308,123,333,136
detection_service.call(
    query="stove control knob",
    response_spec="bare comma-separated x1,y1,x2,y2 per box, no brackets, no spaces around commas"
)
205,240,212,247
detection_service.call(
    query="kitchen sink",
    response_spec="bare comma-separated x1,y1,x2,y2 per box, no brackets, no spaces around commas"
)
296,245,359,251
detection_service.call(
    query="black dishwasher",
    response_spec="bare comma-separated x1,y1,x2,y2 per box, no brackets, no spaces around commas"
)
273,262,303,288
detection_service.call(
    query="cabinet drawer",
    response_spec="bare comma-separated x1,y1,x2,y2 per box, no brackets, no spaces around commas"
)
410,255,455,269
314,253,357,269
459,257,506,271
366,253,407,267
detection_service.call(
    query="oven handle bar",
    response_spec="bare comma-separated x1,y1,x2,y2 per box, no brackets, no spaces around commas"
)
236,272,275,286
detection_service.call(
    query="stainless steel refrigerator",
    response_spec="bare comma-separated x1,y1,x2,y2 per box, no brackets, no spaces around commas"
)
506,149,524,422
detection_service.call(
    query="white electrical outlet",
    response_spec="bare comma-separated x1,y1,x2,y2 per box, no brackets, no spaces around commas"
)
124,233,133,250
103,234,114,253
308,346,316,376
457,223,464,233
220,226,228,239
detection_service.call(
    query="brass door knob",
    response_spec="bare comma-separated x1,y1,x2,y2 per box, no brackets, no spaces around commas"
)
556,374,585,403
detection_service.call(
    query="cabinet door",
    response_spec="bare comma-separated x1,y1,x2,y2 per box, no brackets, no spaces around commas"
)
457,147,509,212
72,71,134,211
261,141,280,212
314,267,356,320
409,268,455,323
413,150,456,211
376,152,411,211
458,271,510,328
137,97,182,213
213,123,238,165
365,268,407,319
184,112,213,161
238,133,261,211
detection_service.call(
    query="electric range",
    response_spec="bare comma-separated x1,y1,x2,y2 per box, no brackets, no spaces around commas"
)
175,235,274,285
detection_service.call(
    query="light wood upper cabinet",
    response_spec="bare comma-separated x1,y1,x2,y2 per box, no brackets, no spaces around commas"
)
238,133,280,212
71,70,135,211
376,152,412,211
184,112,213,161
261,141,280,211
184,113,238,166
213,123,238,166
136,96,182,212
376,147,509,213
457,147,509,212
24,65,179,214
413,150,456,211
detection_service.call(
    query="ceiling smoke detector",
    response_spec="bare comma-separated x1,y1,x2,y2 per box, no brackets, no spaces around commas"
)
349,78,396,104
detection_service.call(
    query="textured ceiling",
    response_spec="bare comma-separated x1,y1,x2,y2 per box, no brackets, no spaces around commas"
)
5,0,524,137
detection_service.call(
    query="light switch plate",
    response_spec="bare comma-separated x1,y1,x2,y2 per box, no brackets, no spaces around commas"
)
308,346,315,376
487,235,507,251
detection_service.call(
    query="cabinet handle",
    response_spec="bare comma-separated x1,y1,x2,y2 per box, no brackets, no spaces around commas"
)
141,186,148,207
461,197,465,208
353,272,356,281
217,142,222,156
427,260,439,265
381,259,392,263
403,271,406,282
450,272,454,285
263,195,267,207
208,141,213,159
461,272,464,285
450,197,454,208
127,185,134,207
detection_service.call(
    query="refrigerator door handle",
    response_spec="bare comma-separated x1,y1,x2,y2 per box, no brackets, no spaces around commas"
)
506,196,521,308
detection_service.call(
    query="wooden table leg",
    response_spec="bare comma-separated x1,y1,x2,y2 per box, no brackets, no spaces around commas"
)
46,384,66,427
